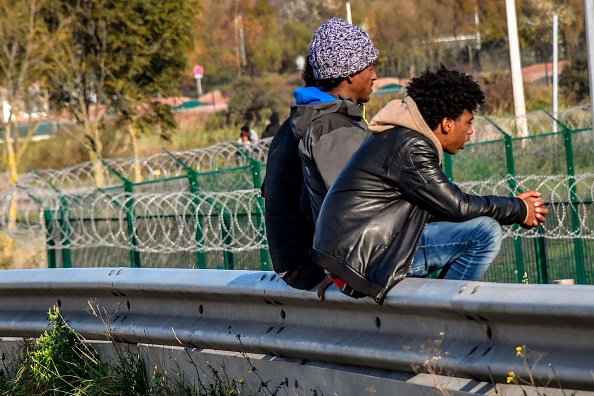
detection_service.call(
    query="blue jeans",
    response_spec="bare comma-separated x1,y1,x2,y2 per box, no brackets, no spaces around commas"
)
408,217,502,280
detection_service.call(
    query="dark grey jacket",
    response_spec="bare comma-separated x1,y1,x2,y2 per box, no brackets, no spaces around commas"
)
262,91,369,290
293,100,370,222
263,118,324,289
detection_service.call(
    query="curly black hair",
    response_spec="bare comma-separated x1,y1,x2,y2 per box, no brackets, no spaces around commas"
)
406,65,485,130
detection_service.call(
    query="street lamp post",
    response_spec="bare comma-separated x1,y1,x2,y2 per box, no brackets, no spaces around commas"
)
193,65,204,98
505,0,528,138
584,0,594,147
345,1,352,24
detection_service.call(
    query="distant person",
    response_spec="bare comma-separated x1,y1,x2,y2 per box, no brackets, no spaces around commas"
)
248,127,259,145
262,112,281,139
236,125,253,148
263,17,378,290
313,65,548,304
235,125,259,160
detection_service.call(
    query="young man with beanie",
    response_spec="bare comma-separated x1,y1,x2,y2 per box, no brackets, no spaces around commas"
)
313,66,549,304
295,17,378,222
263,17,378,290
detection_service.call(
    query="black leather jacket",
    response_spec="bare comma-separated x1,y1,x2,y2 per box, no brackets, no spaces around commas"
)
312,126,527,304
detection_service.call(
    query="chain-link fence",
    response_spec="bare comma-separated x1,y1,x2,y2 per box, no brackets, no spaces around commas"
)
1,106,594,284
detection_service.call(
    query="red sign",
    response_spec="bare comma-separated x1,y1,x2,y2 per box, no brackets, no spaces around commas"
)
193,65,204,76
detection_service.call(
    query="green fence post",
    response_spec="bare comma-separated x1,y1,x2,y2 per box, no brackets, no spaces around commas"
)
443,153,454,181
545,112,587,283
31,172,72,267
189,172,208,269
534,226,549,284
221,212,235,269
124,181,141,268
18,181,58,268
250,158,270,271
163,149,208,269
59,195,72,268
483,116,526,282
43,209,57,268
101,161,141,268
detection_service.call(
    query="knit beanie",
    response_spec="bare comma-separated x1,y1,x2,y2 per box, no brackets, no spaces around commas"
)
308,17,379,80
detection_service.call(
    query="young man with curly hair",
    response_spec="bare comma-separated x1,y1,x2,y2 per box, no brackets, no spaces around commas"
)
313,66,548,304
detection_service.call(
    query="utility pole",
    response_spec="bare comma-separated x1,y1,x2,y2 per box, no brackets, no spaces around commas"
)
235,0,246,76
584,0,594,146
474,7,481,69
505,0,528,138
345,1,352,24
553,14,559,133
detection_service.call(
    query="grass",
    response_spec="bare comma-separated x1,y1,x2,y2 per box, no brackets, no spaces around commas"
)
0,231,46,270
0,305,322,396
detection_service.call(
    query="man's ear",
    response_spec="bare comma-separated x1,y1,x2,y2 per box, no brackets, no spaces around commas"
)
441,117,454,134
345,75,354,84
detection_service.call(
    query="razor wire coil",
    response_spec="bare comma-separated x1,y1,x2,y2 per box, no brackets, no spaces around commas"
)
2,174,594,253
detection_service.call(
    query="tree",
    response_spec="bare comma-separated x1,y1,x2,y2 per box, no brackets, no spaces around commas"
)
42,0,112,187
0,0,55,250
559,52,589,105
101,0,194,182
226,72,301,127
43,0,194,185
518,0,576,71
189,0,239,87
243,0,282,75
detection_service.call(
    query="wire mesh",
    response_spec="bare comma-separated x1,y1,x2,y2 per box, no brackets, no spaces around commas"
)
449,139,508,182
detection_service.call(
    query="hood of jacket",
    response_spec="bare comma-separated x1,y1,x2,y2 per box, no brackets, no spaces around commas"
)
368,96,443,163
291,86,363,139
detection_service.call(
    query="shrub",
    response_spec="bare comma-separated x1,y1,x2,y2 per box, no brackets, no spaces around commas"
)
29,306,99,392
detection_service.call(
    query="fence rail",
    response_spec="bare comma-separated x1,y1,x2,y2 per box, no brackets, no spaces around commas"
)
1,268,594,393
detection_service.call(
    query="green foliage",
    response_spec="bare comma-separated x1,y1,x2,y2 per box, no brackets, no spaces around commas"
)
29,305,99,392
0,306,323,396
13,125,131,173
102,0,194,133
225,73,300,127
559,54,590,106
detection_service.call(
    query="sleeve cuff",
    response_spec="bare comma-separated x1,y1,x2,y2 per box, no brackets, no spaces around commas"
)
519,198,529,224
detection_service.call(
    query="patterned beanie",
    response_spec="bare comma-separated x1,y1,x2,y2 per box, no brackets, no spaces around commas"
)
308,17,379,80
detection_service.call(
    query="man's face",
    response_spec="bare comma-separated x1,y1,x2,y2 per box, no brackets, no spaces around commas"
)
441,109,474,154
349,63,377,104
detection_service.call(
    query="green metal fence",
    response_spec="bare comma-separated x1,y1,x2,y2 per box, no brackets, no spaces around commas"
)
446,113,594,284
39,149,270,271
3,108,594,285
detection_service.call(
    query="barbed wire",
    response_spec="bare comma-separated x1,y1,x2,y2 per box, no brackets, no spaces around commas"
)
0,187,266,252
473,105,592,142
1,174,594,253
17,139,272,193
12,105,593,193
1,107,593,254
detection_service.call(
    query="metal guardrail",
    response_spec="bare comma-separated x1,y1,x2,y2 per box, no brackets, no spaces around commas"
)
1,268,594,392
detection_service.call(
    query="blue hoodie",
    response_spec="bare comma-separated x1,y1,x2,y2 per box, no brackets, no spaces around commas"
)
294,86,338,105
